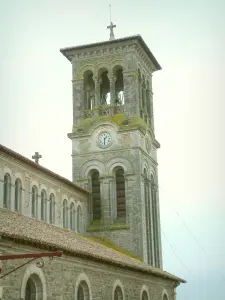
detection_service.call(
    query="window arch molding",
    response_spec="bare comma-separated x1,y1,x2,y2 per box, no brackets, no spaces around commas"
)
107,157,133,176
80,159,105,179
75,273,92,300
112,279,125,300
20,263,47,300
161,289,169,300
140,285,150,300
79,64,95,78
142,160,150,178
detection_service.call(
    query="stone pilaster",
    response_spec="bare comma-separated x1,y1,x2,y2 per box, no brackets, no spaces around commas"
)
123,71,139,116
10,175,15,211
23,175,31,218
72,79,84,124
0,167,4,208
99,177,112,230
140,174,148,263
154,183,163,268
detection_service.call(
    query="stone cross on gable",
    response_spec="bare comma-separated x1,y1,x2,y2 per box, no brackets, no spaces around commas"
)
107,4,116,40
107,21,116,40
32,152,42,164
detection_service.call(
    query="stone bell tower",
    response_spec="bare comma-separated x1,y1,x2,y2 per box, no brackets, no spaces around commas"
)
60,29,163,268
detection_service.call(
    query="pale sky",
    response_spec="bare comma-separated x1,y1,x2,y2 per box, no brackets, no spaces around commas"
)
0,0,225,299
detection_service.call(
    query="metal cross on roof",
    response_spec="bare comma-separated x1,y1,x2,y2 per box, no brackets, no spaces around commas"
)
107,4,116,40
32,151,42,164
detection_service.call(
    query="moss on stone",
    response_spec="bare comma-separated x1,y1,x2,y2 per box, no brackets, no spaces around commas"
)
73,113,148,132
85,235,142,261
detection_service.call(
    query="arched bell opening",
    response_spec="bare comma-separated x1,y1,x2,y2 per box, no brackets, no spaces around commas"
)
84,70,95,110
113,66,124,105
99,68,110,106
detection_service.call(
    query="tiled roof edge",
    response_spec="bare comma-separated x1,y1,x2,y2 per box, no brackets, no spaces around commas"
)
0,231,186,284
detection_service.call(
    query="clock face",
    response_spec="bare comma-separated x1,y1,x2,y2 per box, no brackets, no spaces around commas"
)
98,132,113,148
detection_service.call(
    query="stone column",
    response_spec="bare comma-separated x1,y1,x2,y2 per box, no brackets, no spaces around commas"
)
72,79,84,124
107,73,115,105
93,76,100,108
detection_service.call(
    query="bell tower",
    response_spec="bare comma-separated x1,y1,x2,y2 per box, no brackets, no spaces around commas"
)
60,32,162,268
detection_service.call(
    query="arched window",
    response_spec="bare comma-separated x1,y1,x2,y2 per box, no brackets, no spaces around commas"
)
91,170,101,221
115,167,126,220
63,199,68,229
151,174,159,267
114,286,123,300
49,193,55,224
77,205,82,233
14,178,22,212
142,290,148,300
163,294,169,300
31,186,38,218
25,274,43,300
77,280,90,300
3,173,11,209
40,190,47,221
70,202,75,231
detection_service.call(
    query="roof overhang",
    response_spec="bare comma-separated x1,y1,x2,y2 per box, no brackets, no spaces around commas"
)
60,35,161,71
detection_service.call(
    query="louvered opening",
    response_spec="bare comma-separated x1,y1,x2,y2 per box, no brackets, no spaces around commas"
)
91,170,101,220
116,168,126,219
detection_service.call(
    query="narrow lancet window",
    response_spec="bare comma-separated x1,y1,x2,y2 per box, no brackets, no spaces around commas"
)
3,173,11,209
40,189,46,221
49,193,55,224
63,199,68,228
31,186,38,218
15,178,22,212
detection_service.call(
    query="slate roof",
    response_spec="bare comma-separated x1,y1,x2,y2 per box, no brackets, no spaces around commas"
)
0,208,185,284
0,144,88,195
60,35,162,71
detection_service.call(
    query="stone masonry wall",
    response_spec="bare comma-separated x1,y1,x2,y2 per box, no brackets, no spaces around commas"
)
0,242,176,300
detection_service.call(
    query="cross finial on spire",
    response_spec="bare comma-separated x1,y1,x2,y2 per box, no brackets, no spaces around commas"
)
107,4,116,40
32,152,42,164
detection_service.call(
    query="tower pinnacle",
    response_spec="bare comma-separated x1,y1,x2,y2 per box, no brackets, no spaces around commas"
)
107,4,116,40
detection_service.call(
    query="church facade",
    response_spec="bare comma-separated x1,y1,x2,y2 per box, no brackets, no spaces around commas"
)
0,34,185,299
